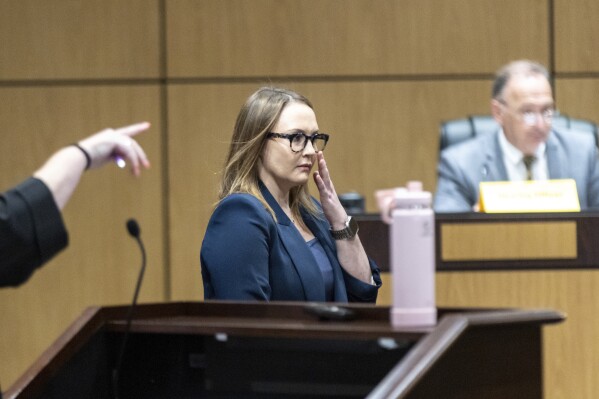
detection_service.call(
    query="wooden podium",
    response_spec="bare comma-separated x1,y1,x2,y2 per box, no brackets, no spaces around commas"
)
5,301,562,399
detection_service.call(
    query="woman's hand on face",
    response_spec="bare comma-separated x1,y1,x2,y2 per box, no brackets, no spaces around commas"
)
313,152,348,230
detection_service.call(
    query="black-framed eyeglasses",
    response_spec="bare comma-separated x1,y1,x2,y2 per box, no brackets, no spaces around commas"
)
267,131,330,152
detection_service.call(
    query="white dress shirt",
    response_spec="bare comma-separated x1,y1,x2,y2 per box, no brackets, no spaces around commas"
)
498,129,548,181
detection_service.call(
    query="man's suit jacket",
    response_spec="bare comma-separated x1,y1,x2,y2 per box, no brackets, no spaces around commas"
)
0,178,68,287
434,129,599,212
200,184,381,302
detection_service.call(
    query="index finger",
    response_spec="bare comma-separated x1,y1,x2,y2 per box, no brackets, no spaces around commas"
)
115,121,151,137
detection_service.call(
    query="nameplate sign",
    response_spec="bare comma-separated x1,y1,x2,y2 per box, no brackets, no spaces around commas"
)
479,179,580,213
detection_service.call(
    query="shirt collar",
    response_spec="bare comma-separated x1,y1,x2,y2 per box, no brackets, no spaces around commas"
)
498,129,546,166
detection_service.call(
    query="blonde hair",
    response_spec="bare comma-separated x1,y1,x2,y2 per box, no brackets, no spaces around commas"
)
219,86,320,218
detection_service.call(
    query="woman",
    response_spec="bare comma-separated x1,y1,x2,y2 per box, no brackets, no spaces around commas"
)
200,87,381,302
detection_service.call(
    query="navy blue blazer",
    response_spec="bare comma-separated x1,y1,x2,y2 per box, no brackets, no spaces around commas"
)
200,184,381,302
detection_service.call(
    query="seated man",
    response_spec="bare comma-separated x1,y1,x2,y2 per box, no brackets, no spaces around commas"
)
434,60,599,212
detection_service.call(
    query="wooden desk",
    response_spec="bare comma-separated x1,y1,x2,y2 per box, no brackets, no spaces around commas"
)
356,212,599,399
4,302,561,399
357,211,599,272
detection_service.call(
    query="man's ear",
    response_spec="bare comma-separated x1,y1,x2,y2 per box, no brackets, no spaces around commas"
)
491,99,503,124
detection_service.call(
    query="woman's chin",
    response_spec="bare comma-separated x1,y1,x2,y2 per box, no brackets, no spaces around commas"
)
291,175,310,187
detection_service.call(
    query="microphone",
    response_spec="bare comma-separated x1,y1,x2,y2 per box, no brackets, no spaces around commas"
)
126,219,140,238
112,218,147,399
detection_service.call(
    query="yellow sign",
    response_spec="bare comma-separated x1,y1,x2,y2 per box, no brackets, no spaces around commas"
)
479,179,581,213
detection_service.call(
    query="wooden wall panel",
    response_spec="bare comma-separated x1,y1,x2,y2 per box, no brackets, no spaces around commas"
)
0,0,160,80
299,80,491,210
555,78,599,122
0,85,164,388
436,270,599,399
555,0,599,73
168,80,491,300
166,0,549,78
167,84,251,300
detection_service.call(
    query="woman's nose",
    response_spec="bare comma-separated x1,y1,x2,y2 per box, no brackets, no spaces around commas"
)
303,139,316,155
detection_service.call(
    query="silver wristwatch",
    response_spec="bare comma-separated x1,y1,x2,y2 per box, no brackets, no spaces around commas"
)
330,216,359,240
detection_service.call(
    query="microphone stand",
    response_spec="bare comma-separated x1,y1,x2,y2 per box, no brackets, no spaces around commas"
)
112,220,146,399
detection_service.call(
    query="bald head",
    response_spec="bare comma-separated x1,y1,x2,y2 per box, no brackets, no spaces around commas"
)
492,60,551,100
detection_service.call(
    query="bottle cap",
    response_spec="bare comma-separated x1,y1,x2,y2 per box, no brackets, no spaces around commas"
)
406,181,423,192
394,181,432,208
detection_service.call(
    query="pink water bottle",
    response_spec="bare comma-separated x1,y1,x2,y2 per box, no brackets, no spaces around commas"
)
390,181,437,327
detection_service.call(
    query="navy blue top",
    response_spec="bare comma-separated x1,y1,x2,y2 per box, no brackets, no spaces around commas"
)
307,238,334,301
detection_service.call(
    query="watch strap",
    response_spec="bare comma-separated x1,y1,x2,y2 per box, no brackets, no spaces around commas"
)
330,216,359,240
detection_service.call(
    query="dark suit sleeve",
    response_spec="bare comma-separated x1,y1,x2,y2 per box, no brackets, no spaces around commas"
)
342,257,381,303
0,177,68,287
200,195,273,300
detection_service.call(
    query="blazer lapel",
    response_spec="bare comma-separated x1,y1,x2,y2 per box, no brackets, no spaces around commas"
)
546,131,568,179
486,131,509,181
259,183,326,301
